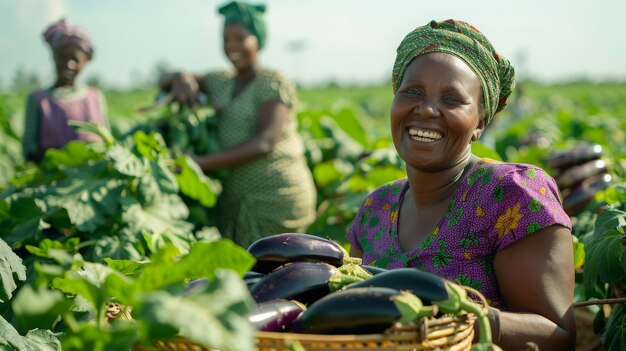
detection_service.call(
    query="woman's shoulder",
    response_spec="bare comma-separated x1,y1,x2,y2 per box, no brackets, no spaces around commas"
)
364,178,408,204
255,67,293,85
204,70,236,84
477,158,550,179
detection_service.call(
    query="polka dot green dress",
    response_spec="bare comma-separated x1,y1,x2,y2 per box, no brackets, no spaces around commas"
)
203,68,317,248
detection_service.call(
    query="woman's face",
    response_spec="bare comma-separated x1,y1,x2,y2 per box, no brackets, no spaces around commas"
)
390,52,485,172
223,22,259,71
54,44,89,86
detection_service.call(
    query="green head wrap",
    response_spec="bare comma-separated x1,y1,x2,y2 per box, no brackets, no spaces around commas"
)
218,1,267,50
392,19,515,124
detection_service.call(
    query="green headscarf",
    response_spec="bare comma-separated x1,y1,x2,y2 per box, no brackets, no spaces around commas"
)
218,1,267,50
392,19,515,124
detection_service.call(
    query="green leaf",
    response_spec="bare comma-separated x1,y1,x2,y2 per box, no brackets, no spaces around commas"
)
104,258,146,278
333,108,369,147
0,315,61,351
0,238,26,302
572,236,585,269
11,286,72,330
1,197,45,245
471,142,503,161
583,229,626,288
122,195,195,254
108,145,145,177
136,240,254,293
174,156,221,208
45,169,125,232
137,269,254,351
40,141,101,172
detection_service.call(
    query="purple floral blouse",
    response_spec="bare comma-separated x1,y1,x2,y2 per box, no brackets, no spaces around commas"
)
346,158,572,308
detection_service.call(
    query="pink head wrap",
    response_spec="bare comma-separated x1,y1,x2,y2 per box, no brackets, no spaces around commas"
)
42,19,94,59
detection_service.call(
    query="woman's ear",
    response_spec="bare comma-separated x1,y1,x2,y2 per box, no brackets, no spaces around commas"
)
471,118,486,142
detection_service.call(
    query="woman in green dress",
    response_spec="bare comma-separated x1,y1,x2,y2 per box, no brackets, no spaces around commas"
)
159,1,316,247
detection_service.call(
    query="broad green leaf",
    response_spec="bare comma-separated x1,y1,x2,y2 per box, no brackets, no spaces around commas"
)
594,207,626,238
313,159,352,188
471,142,503,161
320,117,363,161
1,196,45,245
136,240,254,292
44,169,125,232
583,230,626,288
572,236,585,269
137,269,254,351
104,258,146,277
174,156,221,208
11,286,72,330
333,108,369,147
60,320,137,351
40,141,101,172
122,195,194,254
0,237,26,302
0,315,61,351
108,145,144,177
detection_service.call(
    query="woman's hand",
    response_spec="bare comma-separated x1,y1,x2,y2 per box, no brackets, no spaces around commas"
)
169,73,200,108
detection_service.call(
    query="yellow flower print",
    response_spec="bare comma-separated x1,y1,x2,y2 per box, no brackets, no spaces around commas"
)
432,226,440,235
540,187,546,195
390,210,398,223
365,197,372,206
383,203,391,211
495,203,523,238
462,190,469,201
476,205,485,218
464,251,472,260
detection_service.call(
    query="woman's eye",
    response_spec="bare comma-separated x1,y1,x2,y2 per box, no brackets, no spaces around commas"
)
406,88,422,96
443,95,461,104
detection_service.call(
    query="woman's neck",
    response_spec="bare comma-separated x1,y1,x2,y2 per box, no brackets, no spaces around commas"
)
236,65,257,84
406,153,479,207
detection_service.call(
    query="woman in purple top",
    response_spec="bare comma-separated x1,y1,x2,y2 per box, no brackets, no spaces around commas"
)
22,19,108,163
347,20,576,350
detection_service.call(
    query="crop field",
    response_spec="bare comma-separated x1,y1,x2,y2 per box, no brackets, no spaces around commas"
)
1,82,625,350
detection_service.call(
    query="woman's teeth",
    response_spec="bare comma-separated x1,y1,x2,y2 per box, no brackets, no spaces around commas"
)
229,52,243,60
408,128,442,142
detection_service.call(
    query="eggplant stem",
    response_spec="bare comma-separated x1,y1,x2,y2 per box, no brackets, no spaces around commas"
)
328,263,373,291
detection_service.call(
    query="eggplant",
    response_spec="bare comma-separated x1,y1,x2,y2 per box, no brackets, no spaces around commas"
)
556,159,607,189
248,299,306,332
563,173,612,216
544,143,603,171
184,278,209,295
288,287,413,334
247,233,345,273
244,271,265,290
249,261,372,305
360,264,389,276
343,268,448,305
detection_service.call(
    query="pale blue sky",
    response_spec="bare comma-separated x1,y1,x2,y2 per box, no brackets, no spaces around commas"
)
1,0,625,89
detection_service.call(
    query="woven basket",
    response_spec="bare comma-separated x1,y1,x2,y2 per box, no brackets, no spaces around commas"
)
137,312,475,351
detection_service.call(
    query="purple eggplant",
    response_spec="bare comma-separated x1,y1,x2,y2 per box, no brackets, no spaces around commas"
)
184,278,209,295
249,261,371,305
244,271,265,290
248,299,306,332
544,143,603,171
247,233,345,273
288,287,405,334
343,268,448,305
360,264,388,276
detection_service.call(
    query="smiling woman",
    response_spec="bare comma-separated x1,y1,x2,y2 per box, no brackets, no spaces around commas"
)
21,19,109,163
347,19,576,350
158,1,317,248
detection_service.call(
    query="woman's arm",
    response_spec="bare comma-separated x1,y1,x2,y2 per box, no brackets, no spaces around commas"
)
489,225,576,350
192,99,289,172
158,72,208,107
